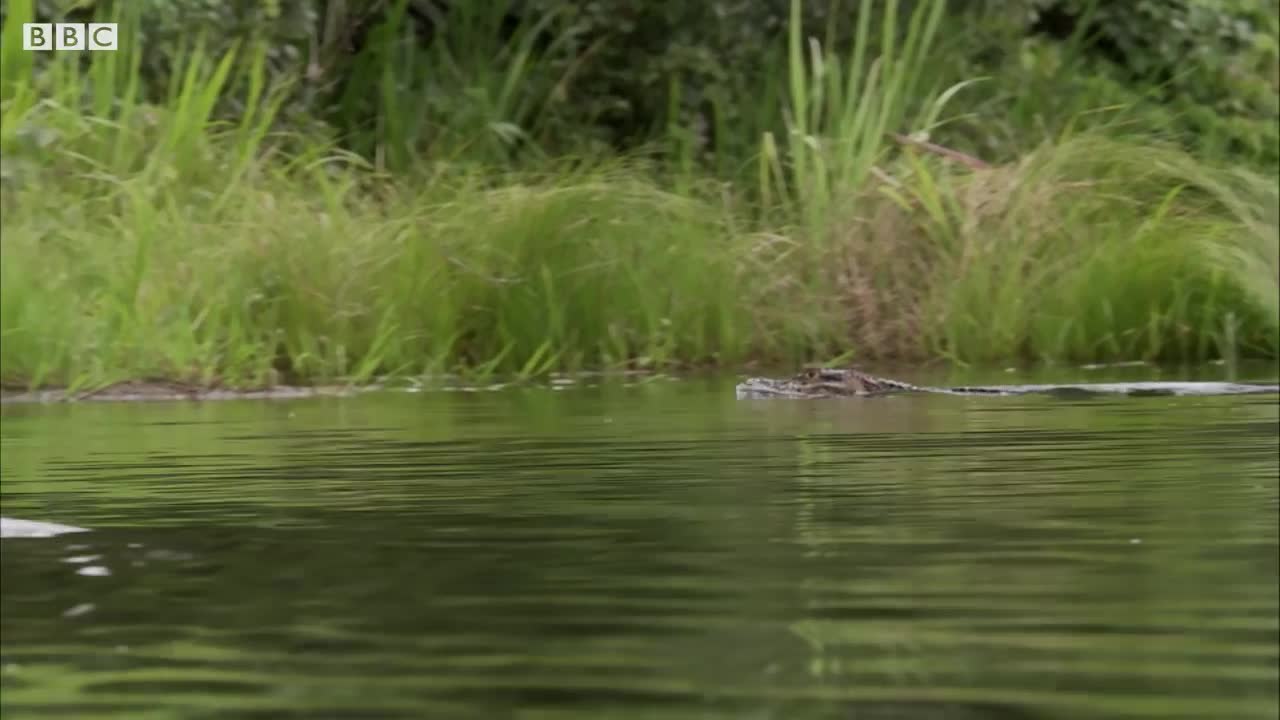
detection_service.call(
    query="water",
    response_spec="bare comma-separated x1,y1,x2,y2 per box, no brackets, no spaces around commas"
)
2,371,1277,720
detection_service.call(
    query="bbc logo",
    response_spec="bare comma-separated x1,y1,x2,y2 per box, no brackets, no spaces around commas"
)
22,23,118,51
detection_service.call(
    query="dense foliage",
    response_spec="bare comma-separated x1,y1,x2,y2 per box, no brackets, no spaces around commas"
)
7,0,1277,168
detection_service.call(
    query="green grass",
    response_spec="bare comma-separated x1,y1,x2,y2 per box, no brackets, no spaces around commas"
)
0,154,803,388
1,0,1276,391
869,134,1280,364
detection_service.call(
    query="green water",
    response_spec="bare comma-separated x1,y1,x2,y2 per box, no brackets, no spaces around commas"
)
1,373,1277,720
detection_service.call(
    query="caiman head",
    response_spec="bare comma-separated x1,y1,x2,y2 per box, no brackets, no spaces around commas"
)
735,368,917,399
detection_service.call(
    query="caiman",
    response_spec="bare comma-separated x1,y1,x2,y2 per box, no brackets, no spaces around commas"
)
736,367,1280,399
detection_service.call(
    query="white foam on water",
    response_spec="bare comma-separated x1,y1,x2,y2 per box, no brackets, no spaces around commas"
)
0,517,90,539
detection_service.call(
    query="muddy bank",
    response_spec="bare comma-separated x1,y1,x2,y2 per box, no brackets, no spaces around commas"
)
0,380,368,405
0,371,665,404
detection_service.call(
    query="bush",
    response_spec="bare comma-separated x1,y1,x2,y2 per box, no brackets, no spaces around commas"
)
7,1,1274,169
942,0,1279,166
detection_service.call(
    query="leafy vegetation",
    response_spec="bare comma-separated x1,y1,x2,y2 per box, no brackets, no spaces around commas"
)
1,0,1276,390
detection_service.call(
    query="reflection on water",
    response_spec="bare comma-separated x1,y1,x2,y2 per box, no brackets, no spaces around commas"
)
1,372,1277,720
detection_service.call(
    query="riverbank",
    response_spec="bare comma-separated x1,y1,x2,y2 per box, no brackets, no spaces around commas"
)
2,4,1276,392
0,382,361,405
3,134,1276,393
5,361,1277,406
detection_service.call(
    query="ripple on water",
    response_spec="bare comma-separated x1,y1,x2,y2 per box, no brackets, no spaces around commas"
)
1,384,1277,719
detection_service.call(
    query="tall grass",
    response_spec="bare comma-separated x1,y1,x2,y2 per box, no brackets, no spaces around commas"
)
890,136,1280,363
0,1,812,387
1,160,779,389
1,0,1276,390
761,0,946,228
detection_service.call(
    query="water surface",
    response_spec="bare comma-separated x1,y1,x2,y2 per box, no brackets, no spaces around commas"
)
2,370,1277,719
